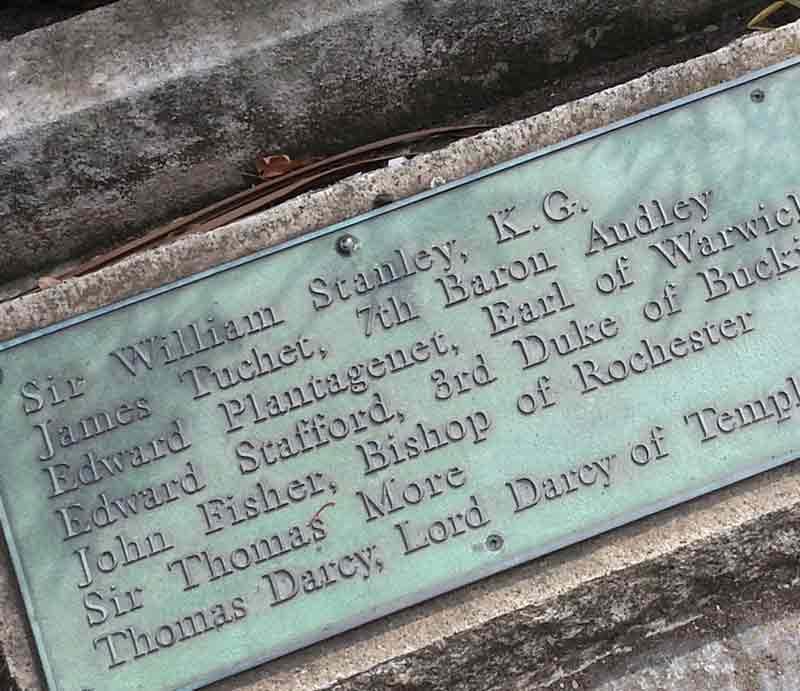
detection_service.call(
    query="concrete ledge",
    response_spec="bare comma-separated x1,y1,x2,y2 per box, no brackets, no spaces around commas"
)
0,20,799,691
0,0,762,284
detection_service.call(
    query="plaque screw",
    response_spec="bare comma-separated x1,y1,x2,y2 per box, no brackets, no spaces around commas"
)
486,534,504,552
336,234,359,256
751,89,765,103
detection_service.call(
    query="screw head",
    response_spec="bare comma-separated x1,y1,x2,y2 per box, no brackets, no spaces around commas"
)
486,534,504,552
751,89,765,103
336,234,359,256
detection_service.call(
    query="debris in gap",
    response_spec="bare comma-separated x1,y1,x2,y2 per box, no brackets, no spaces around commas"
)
748,0,800,30
256,154,321,179
37,276,62,289
22,124,486,294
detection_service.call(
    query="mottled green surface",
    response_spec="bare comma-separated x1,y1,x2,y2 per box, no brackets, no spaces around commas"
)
0,61,798,691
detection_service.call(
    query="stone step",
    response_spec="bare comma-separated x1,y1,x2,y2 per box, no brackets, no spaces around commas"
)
0,0,764,289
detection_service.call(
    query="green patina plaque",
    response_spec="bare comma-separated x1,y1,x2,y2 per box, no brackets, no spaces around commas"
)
1,58,800,691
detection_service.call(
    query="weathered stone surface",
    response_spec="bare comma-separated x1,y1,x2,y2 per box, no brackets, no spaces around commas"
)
0,20,799,691
0,0,762,284
585,605,800,691
495,558,800,690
